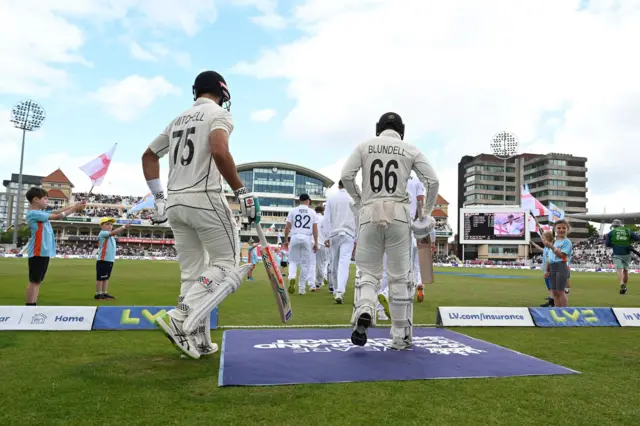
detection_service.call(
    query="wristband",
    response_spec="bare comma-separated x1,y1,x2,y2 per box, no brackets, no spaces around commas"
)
147,179,164,199
234,187,248,197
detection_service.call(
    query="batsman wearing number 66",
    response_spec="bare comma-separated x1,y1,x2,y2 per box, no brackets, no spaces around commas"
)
141,70,260,360
340,112,439,350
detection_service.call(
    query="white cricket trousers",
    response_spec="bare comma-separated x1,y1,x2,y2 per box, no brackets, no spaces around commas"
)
288,234,314,291
315,245,329,286
167,193,239,287
380,235,420,293
329,233,355,294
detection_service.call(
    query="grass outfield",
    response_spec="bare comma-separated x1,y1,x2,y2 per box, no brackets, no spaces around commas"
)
1,258,639,426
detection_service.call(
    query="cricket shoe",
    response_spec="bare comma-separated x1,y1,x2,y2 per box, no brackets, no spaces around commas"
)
102,293,116,300
288,279,296,294
416,285,424,303
377,293,391,318
155,313,200,360
540,297,554,307
328,287,334,294
334,292,344,304
351,312,372,346
390,336,412,351
620,284,628,295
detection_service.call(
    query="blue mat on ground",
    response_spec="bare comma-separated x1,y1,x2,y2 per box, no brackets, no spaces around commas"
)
435,272,532,279
218,327,579,386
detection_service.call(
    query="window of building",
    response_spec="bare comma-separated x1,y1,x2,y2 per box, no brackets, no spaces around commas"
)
488,246,519,255
548,159,567,166
295,175,324,197
258,197,295,208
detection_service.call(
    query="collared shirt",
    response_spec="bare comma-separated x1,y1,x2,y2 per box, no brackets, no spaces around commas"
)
340,129,440,215
97,230,116,262
26,210,55,258
323,189,357,239
148,97,234,194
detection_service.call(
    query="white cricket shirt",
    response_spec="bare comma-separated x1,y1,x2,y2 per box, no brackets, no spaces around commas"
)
323,189,357,239
148,98,234,194
407,176,426,220
287,205,318,236
340,129,440,215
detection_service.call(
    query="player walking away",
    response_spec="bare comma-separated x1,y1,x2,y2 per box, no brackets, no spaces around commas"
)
543,220,572,307
283,194,319,295
314,205,329,290
247,240,259,281
341,112,439,349
323,181,357,304
606,219,640,294
141,70,260,360
24,188,86,306
530,230,555,307
279,245,289,275
95,217,130,300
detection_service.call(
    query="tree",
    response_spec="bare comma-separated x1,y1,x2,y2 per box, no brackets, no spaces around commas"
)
0,226,31,245
586,223,599,237
624,224,639,233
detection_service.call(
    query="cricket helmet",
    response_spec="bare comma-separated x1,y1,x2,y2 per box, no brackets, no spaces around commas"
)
193,70,231,110
376,112,405,139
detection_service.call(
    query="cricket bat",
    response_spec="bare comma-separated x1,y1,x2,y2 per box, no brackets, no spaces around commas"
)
255,223,292,323
416,235,434,284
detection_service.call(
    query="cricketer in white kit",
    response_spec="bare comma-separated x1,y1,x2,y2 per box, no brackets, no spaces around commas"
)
323,181,357,304
284,194,319,295
142,70,260,360
340,112,439,350
314,205,329,289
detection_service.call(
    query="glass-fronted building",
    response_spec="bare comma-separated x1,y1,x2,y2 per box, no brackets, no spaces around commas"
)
224,162,334,244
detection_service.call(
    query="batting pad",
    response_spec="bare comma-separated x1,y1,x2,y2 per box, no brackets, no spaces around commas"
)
218,328,579,387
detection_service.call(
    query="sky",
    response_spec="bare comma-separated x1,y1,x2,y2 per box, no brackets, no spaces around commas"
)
1,0,639,235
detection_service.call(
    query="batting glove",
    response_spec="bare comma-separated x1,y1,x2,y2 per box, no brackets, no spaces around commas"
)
411,216,435,239
235,187,261,224
150,193,168,225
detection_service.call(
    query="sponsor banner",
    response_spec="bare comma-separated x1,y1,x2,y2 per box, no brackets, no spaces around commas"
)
61,217,92,222
0,306,97,331
436,307,534,326
529,307,620,327
116,219,142,225
92,306,218,330
118,238,175,244
612,308,640,327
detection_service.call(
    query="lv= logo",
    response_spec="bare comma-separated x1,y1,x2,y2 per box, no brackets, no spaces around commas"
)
550,309,599,323
120,309,166,325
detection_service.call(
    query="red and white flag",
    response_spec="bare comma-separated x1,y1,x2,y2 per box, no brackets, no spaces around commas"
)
79,143,117,187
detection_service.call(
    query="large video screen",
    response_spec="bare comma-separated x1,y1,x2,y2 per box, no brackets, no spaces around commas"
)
460,209,529,244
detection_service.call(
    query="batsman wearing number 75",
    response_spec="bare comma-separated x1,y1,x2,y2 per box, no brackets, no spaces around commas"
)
340,112,439,350
141,70,261,360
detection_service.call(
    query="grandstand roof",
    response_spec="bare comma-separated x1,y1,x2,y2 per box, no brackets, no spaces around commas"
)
437,195,449,205
237,162,334,187
42,169,74,187
47,189,67,200
567,212,640,225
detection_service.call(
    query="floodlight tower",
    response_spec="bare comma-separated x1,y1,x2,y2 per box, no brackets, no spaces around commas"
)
9,100,46,245
489,131,519,205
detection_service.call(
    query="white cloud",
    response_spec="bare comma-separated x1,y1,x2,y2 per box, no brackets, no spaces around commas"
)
88,75,180,121
127,41,192,68
233,0,640,234
231,0,287,29
250,108,277,122
129,41,159,61
0,0,215,97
